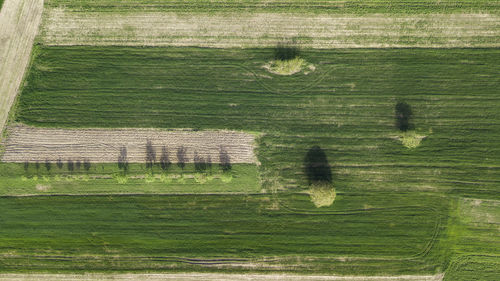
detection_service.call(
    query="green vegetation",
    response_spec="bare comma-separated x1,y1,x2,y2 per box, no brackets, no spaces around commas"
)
265,57,309,75
45,0,499,14
16,46,500,195
443,198,500,280
0,163,260,196
0,192,447,274
308,183,336,207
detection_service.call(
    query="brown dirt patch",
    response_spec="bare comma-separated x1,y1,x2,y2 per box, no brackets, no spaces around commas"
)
1,125,256,164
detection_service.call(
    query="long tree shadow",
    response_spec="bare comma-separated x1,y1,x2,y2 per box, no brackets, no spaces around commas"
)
118,146,128,173
395,101,413,132
304,146,332,185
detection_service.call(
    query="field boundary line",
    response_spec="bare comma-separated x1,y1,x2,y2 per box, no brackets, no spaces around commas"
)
0,273,444,280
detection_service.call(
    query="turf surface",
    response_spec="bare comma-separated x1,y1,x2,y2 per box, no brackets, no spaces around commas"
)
16,47,500,196
0,192,448,274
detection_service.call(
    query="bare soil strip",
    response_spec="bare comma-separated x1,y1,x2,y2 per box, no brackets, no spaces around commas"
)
40,10,499,48
0,273,444,281
0,0,43,138
1,125,256,163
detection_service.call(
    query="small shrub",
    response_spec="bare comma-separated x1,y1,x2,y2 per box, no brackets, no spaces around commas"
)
308,183,336,208
113,173,128,184
220,174,233,183
267,57,306,75
400,131,425,149
145,173,155,183
194,173,207,184
159,173,172,184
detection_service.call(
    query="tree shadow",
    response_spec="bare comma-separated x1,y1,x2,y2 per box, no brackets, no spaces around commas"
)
219,146,232,172
194,151,208,172
83,158,91,172
177,146,187,170
145,140,156,169
274,41,300,61
304,146,332,185
67,160,74,172
118,146,128,172
395,101,413,132
160,146,171,171
45,160,51,172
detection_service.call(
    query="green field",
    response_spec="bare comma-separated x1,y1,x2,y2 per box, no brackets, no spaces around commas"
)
0,192,447,274
1,0,499,278
45,0,499,14
0,163,260,196
16,47,500,195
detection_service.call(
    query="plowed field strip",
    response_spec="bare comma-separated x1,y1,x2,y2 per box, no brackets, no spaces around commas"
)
1,125,256,163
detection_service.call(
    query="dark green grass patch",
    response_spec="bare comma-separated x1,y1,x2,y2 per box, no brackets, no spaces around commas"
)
15,46,500,195
0,192,447,274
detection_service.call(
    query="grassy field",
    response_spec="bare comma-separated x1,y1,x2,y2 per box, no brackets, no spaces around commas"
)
0,191,448,274
15,46,500,196
45,0,499,14
0,162,260,196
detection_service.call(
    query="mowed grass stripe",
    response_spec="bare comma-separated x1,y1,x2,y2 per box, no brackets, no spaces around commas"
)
15,47,500,194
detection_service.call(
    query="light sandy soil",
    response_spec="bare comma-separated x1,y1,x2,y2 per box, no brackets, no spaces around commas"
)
0,0,43,139
39,9,499,48
0,273,444,281
1,125,256,163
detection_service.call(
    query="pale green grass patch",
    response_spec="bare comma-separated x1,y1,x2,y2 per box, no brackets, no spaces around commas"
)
399,131,427,149
264,57,314,75
308,183,336,208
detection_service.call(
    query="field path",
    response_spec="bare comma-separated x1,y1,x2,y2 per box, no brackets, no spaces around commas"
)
0,273,444,281
1,125,256,163
0,0,43,139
